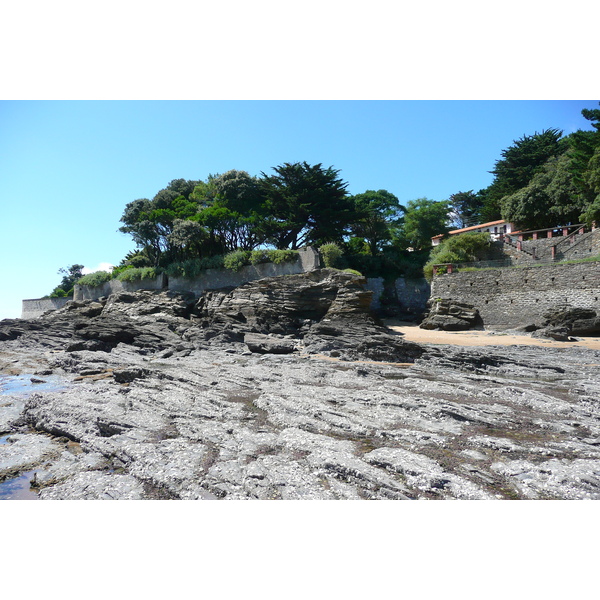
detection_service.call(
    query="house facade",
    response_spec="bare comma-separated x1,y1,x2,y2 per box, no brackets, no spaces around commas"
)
431,220,516,246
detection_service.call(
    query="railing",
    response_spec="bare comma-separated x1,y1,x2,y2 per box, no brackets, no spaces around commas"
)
432,252,600,275
552,224,589,259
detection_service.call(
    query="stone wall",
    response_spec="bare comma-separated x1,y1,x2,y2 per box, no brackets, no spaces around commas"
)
73,273,168,301
21,297,72,319
431,261,600,329
502,228,600,263
65,247,322,305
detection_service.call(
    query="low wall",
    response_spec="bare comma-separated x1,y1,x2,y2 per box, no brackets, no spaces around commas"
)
169,256,310,296
365,277,430,316
72,247,322,302
22,297,72,319
73,273,168,301
431,261,600,329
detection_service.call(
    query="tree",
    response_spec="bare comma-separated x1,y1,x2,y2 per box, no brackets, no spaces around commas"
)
448,190,483,228
501,153,581,230
398,198,450,251
568,104,600,223
260,162,355,249
349,189,403,255
119,179,206,265
49,264,84,297
580,145,600,225
490,128,566,193
197,170,268,252
478,129,566,222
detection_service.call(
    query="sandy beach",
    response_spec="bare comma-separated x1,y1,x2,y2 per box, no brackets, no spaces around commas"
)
384,319,600,351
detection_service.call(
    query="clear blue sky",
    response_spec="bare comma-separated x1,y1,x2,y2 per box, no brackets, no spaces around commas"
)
0,100,597,319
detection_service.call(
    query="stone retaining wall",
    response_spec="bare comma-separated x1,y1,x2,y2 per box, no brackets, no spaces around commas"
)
431,261,600,329
21,297,72,319
73,272,168,301
57,248,322,306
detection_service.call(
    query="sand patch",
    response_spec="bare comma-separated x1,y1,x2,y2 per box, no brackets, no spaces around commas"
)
383,319,600,350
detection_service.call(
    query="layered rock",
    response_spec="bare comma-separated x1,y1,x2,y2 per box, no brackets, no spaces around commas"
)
542,307,600,336
0,269,423,363
419,298,482,331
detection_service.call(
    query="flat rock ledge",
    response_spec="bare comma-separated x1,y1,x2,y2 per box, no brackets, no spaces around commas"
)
1,269,600,500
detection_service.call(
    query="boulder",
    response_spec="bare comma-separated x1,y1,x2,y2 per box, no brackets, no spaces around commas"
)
244,333,297,355
542,307,600,336
531,327,573,342
420,299,482,331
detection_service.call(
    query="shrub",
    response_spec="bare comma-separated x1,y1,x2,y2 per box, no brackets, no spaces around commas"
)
269,249,298,264
49,288,68,298
223,249,251,272
320,243,343,268
116,267,159,282
250,250,270,265
342,268,363,276
164,256,225,278
250,249,298,265
424,232,492,280
76,271,113,287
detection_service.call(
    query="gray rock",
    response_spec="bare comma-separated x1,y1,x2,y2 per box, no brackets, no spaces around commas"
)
244,333,297,354
420,298,482,331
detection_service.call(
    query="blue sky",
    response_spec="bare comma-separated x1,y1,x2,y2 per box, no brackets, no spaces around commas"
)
0,100,597,319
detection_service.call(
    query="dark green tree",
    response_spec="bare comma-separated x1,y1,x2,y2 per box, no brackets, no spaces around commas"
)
197,170,268,252
397,198,450,251
478,129,566,223
349,189,403,255
119,179,206,265
568,104,600,224
448,190,483,228
501,153,581,230
49,264,84,297
260,162,355,249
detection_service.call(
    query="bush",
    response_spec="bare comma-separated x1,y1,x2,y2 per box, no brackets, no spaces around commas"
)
164,256,225,278
76,271,113,288
320,243,343,268
223,250,251,272
342,268,363,276
49,288,68,298
116,267,159,282
424,232,492,281
250,249,298,265
269,249,298,264
250,250,270,265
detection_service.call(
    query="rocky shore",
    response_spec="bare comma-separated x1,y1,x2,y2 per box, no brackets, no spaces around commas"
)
2,269,600,500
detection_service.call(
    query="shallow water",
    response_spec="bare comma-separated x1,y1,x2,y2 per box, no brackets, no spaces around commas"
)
0,374,67,500
0,374,66,397
0,470,39,500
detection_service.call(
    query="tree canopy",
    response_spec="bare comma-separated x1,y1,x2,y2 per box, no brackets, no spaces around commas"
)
109,103,600,282
260,162,355,249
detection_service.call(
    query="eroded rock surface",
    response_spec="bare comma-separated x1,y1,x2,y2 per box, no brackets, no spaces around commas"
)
420,298,483,331
1,269,600,500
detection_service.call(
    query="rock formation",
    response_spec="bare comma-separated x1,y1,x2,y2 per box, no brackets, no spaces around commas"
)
419,298,483,331
2,269,600,501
